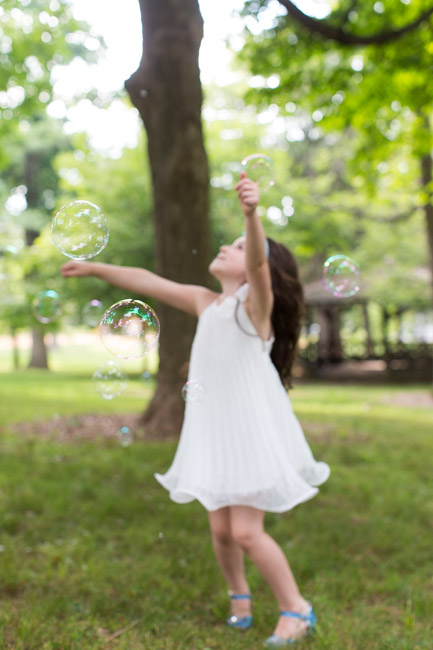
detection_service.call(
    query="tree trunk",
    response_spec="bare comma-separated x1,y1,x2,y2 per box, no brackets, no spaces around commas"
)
317,306,343,363
10,328,20,370
361,303,373,358
125,0,211,438
25,151,50,369
420,152,433,302
28,328,49,369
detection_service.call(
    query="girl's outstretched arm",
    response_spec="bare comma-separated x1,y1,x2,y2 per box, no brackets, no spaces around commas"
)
234,172,273,322
61,261,216,317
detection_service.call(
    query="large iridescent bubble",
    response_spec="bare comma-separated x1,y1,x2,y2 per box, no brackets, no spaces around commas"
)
241,154,274,189
322,255,360,298
51,200,109,260
93,360,128,400
32,290,62,324
99,299,160,359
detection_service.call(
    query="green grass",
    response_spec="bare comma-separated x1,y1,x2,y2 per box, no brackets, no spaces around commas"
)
0,366,432,649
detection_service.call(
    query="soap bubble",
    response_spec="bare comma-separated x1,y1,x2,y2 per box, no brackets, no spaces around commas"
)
32,290,62,324
181,379,206,404
82,299,104,327
51,200,109,260
93,360,128,400
141,370,152,383
322,255,360,298
117,426,133,447
241,154,274,189
100,299,160,359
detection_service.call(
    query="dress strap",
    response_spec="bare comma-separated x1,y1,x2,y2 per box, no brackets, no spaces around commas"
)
235,282,249,303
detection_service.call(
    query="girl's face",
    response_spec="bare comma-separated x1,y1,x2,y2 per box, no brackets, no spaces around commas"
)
209,236,247,283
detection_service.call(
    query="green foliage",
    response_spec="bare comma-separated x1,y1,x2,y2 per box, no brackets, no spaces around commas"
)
239,0,433,174
0,0,103,157
232,0,433,308
0,376,432,648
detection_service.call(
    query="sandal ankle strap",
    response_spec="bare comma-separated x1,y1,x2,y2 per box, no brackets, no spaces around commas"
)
280,605,315,623
228,591,252,600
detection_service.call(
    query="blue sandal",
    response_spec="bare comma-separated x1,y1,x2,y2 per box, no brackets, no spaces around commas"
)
263,604,316,647
226,592,253,630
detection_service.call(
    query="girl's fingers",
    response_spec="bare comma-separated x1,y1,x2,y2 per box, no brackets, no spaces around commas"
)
234,176,257,192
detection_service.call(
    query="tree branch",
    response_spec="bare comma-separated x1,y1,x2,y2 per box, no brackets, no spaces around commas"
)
276,0,433,45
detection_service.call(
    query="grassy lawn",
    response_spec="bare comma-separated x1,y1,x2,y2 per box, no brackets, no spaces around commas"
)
0,362,432,648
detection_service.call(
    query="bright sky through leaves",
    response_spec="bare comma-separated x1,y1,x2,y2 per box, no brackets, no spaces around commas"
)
53,0,328,155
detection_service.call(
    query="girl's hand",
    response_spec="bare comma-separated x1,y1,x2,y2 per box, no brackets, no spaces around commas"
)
61,260,94,277
234,171,259,218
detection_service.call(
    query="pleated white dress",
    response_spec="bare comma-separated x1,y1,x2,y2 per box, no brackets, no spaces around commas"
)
155,284,330,513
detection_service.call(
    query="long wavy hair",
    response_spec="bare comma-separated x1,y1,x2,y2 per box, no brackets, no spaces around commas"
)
268,238,305,388
235,237,305,389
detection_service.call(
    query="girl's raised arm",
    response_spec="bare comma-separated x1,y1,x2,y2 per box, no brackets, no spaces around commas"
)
61,261,216,317
234,173,273,321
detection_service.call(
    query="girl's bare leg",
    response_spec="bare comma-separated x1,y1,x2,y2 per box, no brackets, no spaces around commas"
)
208,508,251,618
229,505,311,639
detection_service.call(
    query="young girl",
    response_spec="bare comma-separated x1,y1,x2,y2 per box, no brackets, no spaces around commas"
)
61,172,330,646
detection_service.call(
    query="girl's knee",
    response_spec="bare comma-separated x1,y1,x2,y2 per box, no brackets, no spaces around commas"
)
231,524,259,551
209,511,233,544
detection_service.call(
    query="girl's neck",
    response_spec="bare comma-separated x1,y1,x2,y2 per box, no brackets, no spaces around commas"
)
218,278,246,301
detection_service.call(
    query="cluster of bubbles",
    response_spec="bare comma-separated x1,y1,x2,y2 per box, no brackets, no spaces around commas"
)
23,199,161,443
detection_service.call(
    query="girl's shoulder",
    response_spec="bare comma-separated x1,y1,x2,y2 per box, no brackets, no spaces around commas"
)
196,288,219,316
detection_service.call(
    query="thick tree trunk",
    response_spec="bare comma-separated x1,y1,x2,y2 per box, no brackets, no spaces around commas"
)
28,329,49,369
125,0,210,438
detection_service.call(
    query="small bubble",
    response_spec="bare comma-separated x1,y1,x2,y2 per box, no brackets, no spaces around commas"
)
82,299,104,327
181,379,206,403
117,426,133,447
93,361,128,400
241,153,274,189
32,290,62,324
322,255,360,298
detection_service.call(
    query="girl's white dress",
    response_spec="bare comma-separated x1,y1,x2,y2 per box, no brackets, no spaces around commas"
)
155,284,330,513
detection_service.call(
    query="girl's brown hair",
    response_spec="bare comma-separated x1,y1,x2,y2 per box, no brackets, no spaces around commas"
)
235,238,305,388
267,237,305,388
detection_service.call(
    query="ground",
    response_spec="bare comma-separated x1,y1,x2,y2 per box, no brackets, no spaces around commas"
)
9,388,433,441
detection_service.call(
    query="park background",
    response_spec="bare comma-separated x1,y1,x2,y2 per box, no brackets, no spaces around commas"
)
0,0,432,648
